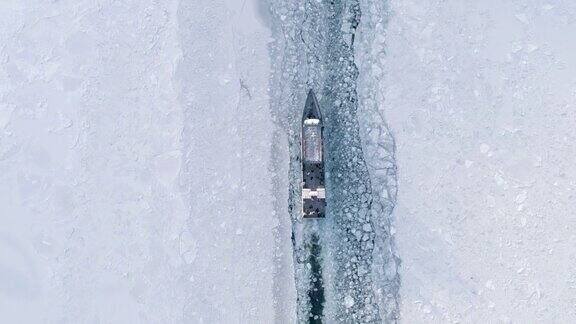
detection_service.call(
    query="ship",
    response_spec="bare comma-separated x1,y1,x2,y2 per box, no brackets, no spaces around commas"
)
301,90,326,218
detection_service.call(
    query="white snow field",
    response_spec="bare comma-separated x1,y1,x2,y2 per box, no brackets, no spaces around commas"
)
383,0,576,322
0,0,279,322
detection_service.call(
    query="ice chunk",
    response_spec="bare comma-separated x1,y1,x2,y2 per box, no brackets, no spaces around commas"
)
515,13,529,24
515,190,528,204
344,295,355,308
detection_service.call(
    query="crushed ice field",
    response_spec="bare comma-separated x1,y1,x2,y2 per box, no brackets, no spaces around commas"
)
1,0,575,323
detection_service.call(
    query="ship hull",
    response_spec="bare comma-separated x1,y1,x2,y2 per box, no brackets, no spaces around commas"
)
301,90,326,218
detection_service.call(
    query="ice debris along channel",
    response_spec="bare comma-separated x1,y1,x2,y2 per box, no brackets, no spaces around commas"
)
269,0,400,322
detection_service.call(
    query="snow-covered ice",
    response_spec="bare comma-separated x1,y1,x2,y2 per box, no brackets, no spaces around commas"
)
0,0,278,322
383,0,576,322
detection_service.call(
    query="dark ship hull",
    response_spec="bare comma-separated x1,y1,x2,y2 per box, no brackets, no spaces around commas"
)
301,90,326,218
